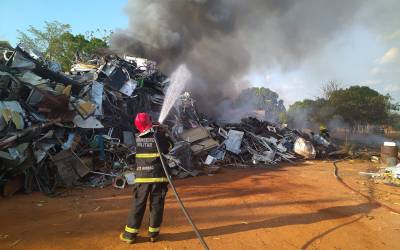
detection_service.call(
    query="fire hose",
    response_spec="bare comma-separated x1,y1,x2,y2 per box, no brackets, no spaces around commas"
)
333,158,400,214
154,133,210,250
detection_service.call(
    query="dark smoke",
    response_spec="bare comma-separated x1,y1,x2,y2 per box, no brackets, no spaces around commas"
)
112,0,365,118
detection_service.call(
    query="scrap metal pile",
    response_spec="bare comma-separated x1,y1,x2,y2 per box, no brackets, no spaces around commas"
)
0,42,167,196
0,41,336,196
166,92,336,175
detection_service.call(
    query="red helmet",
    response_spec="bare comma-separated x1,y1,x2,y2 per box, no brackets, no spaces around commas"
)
134,112,153,133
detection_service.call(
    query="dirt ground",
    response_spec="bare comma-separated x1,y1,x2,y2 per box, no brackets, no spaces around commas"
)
1,160,400,250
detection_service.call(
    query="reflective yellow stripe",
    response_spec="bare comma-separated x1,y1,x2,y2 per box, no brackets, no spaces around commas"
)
149,227,160,233
136,153,160,158
125,226,138,233
135,177,168,183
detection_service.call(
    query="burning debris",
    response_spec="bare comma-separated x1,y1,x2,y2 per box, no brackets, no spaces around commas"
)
169,93,335,171
0,42,337,197
164,92,338,175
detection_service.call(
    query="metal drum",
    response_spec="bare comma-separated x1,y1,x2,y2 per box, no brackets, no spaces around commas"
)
381,142,398,166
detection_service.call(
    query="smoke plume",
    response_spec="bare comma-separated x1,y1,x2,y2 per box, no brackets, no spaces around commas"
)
112,0,365,117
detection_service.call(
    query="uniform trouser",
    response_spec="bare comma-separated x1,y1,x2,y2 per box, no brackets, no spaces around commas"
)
126,183,168,235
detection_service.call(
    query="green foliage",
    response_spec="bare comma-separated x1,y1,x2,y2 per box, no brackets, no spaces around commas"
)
329,86,391,126
235,87,285,111
85,29,113,45
286,98,333,129
278,112,287,124
388,113,400,130
17,21,71,60
56,32,108,71
235,87,286,122
17,21,109,71
287,85,393,129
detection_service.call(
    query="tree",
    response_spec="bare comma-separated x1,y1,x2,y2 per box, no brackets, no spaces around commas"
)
18,21,109,71
17,21,71,61
328,86,391,127
321,80,340,99
287,84,394,131
286,99,314,129
286,98,333,129
388,112,400,130
235,87,286,123
55,32,108,70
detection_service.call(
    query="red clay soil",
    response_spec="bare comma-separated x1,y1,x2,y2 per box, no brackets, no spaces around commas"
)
1,160,399,250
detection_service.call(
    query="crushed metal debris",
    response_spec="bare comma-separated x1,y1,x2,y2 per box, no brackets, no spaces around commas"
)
0,42,337,197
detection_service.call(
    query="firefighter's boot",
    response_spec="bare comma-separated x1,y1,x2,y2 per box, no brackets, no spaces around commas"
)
120,226,138,244
149,226,160,243
149,232,159,243
120,231,136,244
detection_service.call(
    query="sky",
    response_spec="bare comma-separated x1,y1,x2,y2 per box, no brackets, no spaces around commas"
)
0,0,399,107
248,23,400,106
0,0,128,44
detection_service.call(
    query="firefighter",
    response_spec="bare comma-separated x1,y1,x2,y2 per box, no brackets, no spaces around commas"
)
120,112,173,244
319,124,330,141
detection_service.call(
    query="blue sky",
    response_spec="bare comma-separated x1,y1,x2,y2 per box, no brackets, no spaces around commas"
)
1,0,399,106
0,0,128,45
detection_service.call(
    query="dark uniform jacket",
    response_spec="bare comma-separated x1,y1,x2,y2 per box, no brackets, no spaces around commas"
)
135,128,173,183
